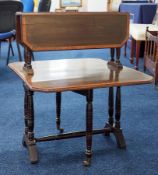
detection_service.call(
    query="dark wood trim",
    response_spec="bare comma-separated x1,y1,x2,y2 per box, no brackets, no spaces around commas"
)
56,92,64,133
108,87,114,126
23,84,38,164
83,89,93,166
23,47,33,75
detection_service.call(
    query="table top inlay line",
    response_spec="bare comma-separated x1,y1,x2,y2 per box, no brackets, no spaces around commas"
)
9,58,153,92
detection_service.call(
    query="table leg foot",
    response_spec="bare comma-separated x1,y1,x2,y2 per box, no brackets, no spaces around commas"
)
84,90,93,166
28,144,38,164
83,158,91,166
104,123,126,149
23,86,38,163
134,65,138,70
83,149,92,166
130,58,134,64
23,134,38,163
113,128,126,149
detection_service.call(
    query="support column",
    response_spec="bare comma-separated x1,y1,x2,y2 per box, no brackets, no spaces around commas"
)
130,37,135,64
23,47,33,75
113,87,126,149
83,89,93,166
111,48,115,62
135,40,141,70
23,84,38,163
56,92,64,133
104,87,114,136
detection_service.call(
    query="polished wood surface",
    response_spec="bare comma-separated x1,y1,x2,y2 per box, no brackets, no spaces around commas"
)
9,58,153,92
15,12,129,74
11,12,151,165
16,12,129,51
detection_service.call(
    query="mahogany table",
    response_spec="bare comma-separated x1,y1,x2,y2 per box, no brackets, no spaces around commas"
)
9,58,153,166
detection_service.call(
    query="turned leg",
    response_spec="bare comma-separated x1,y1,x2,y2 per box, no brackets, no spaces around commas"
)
124,42,127,57
23,85,38,163
113,87,126,149
135,41,141,70
104,87,114,136
56,92,64,133
130,37,135,64
108,48,122,68
23,47,33,75
144,58,146,72
144,39,148,72
83,90,93,166
116,48,121,65
22,85,29,147
111,48,115,62
108,87,114,126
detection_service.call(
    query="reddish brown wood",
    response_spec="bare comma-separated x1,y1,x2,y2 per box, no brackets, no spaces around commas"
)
23,47,33,74
135,40,141,70
16,12,129,51
15,12,130,74
130,37,135,64
9,58,153,164
8,12,154,165
9,59,153,92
